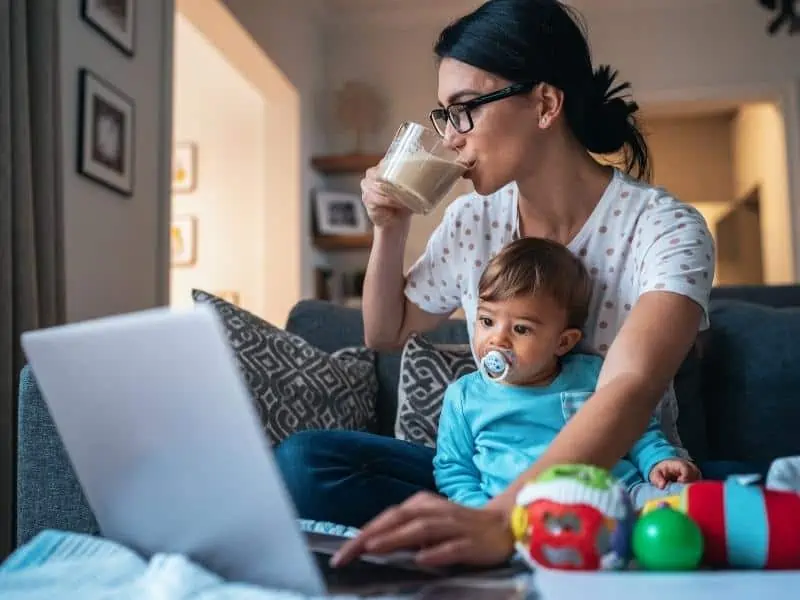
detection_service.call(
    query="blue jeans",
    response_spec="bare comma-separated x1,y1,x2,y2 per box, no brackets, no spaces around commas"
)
274,430,773,528
275,430,437,527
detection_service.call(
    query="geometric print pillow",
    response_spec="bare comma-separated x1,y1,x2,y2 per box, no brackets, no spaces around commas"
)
192,289,378,444
394,334,477,448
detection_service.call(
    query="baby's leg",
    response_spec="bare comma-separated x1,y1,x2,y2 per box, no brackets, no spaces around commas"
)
766,456,800,492
628,482,686,511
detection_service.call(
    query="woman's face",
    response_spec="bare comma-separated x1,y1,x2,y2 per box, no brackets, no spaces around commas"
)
436,58,542,196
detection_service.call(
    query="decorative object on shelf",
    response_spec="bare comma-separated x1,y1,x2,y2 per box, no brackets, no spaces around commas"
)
77,68,135,195
213,290,240,305
758,0,799,35
314,268,334,301
170,215,197,267
172,142,197,194
333,80,387,154
82,0,136,55
313,190,370,237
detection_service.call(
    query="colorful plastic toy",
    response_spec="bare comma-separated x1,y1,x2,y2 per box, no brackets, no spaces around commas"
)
632,507,704,571
511,464,636,571
679,479,800,569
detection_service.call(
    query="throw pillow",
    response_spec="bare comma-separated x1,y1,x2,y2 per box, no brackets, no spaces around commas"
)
395,334,477,447
192,289,378,444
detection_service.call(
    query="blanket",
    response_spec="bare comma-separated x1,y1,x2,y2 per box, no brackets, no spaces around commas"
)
0,522,369,600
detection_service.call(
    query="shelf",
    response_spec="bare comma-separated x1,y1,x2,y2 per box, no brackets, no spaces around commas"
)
311,153,383,175
313,233,373,251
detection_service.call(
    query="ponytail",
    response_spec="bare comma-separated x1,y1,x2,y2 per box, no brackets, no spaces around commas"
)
567,65,652,182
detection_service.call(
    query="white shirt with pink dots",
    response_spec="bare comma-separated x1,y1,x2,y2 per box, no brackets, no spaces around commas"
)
404,168,715,454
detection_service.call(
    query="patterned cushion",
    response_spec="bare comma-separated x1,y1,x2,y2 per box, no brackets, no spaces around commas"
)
394,334,477,447
192,290,378,444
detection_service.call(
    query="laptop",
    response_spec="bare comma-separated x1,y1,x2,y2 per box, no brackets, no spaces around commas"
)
20,305,523,596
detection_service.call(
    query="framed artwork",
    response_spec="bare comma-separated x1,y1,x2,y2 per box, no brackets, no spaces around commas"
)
170,216,197,267
82,0,136,55
172,142,197,193
313,190,370,236
77,69,135,195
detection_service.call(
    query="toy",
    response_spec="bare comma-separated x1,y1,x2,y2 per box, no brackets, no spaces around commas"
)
632,507,704,571
678,479,800,569
511,464,636,571
481,349,514,381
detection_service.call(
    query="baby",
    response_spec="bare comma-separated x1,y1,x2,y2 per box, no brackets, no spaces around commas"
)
433,237,701,509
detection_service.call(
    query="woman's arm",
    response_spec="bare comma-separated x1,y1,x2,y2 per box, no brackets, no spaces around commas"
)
362,222,450,350
487,290,702,512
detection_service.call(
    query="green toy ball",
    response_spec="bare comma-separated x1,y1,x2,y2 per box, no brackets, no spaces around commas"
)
632,507,704,571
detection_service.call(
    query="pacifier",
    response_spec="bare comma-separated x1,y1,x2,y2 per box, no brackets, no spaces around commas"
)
480,349,515,382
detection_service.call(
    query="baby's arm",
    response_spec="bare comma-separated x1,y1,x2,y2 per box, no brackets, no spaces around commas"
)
433,383,492,508
628,413,684,480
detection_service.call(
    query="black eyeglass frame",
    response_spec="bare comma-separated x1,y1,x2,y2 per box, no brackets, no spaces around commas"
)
428,81,538,137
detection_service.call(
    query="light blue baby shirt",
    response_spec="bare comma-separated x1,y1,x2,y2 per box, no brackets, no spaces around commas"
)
433,353,681,507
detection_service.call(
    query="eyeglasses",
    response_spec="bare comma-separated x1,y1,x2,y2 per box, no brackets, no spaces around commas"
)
429,82,537,137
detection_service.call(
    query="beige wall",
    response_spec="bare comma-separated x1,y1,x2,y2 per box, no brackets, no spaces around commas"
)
220,0,327,301
59,0,173,322
732,103,794,284
177,0,302,327
170,15,267,316
644,113,735,206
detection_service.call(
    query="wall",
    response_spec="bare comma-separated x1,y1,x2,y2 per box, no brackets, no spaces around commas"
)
59,0,173,322
177,0,301,327
323,0,800,276
644,112,735,207
170,14,267,315
732,103,794,284
220,0,327,300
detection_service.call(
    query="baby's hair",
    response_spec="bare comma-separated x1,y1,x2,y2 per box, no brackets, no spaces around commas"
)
478,237,592,329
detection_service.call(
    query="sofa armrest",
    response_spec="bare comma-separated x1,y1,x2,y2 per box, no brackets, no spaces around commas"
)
16,365,98,546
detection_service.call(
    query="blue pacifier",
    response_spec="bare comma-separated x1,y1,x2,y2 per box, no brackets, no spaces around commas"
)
481,349,514,382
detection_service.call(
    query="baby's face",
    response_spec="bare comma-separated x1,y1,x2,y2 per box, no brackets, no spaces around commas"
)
474,293,576,385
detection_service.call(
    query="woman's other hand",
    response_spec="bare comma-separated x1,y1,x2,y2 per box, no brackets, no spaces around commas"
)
330,491,515,569
361,165,413,229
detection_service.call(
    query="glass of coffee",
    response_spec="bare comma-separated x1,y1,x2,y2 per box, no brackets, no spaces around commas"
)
377,122,467,215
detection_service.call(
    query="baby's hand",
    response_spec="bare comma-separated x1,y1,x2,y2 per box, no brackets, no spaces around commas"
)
649,459,702,489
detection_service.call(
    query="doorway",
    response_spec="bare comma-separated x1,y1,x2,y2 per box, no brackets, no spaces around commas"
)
640,96,796,286
171,0,301,326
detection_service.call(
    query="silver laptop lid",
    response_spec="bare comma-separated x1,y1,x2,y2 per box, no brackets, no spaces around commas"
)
21,305,326,596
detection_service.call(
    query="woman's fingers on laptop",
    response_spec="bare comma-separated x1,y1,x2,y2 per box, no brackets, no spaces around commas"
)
330,491,443,566
331,492,514,568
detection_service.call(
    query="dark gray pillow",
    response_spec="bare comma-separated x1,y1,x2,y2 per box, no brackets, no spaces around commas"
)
192,289,378,444
395,334,477,447
703,299,800,462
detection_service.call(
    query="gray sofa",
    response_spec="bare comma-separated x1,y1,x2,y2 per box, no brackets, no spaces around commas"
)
15,285,800,548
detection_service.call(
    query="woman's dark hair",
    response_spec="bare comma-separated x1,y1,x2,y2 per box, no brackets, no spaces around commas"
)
434,0,651,181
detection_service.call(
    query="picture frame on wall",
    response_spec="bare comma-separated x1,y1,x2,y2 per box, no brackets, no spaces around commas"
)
172,142,197,194
82,0,136,56
313,190,370,236
77,68,135,196
170,215,197,267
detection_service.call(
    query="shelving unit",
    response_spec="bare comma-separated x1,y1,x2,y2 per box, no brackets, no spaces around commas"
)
310,153,380,306
311,153,383,175
313,233,373,251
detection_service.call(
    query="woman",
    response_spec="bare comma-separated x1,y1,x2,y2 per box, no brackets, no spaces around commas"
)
276,0,715,567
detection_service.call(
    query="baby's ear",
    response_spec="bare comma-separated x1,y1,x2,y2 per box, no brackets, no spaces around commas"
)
556,328,583,356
